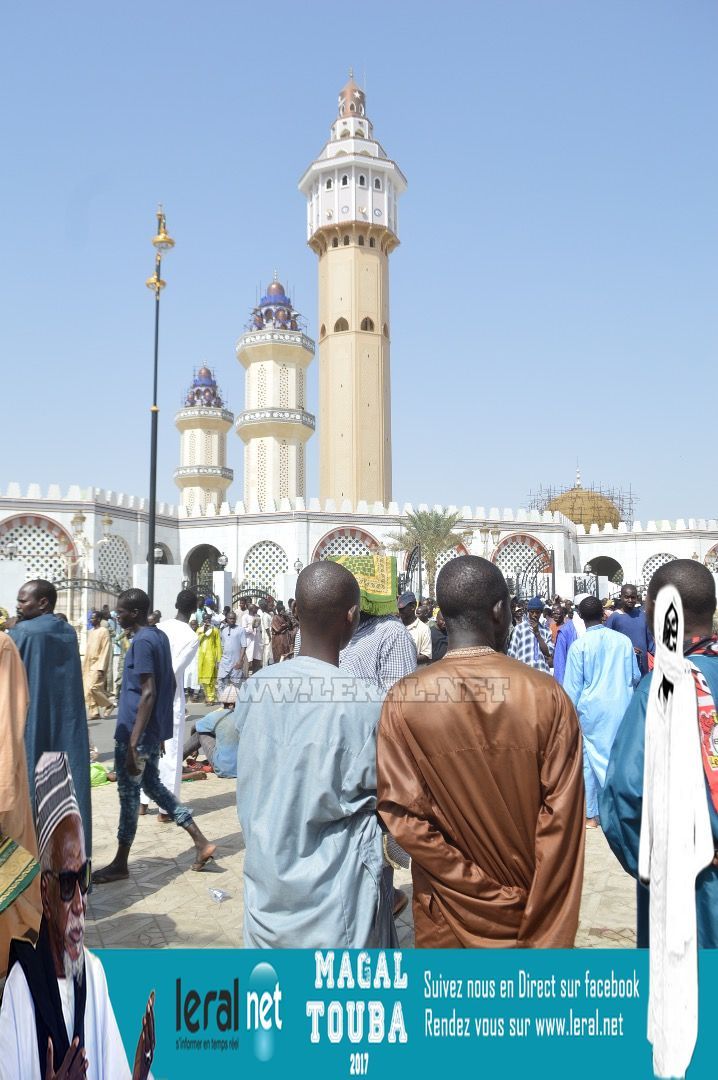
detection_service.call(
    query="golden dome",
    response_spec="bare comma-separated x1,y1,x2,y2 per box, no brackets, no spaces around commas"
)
547,485,621,529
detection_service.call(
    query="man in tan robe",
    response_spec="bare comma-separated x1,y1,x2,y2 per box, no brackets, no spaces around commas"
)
377,555,585,948
82,610,115,719
0,633,42,977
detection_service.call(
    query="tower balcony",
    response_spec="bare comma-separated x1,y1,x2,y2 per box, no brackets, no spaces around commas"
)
236,407,316,442
174,406,234,432
235,328,315,369
173,465,234,485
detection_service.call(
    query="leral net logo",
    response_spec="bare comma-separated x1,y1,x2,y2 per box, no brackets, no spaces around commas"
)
248,961,283,1062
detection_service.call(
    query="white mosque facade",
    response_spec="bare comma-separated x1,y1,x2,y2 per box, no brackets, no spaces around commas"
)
1,78,717,624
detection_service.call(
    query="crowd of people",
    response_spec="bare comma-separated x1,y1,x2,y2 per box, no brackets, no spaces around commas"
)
0,553,716,1048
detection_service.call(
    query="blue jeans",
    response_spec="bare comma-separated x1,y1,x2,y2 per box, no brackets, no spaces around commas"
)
115,739,193,847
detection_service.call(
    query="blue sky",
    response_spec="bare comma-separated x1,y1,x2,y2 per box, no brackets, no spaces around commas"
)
2,1,716,520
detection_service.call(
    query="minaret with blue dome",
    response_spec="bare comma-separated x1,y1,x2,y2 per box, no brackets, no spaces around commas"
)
174,366,234,513
235,275,315,510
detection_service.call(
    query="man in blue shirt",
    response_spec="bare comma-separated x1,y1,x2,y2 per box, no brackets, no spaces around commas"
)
507,595,554,672
183,684,239,778
607,582,654,675
564,596,640,827
93,588,216,885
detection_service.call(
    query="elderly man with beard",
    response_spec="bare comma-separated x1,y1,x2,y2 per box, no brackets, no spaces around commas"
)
0,753,155,1079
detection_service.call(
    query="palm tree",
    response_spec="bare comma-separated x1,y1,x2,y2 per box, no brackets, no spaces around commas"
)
386,509,472,599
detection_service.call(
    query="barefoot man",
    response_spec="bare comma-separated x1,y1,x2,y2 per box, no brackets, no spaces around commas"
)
93,588,215,885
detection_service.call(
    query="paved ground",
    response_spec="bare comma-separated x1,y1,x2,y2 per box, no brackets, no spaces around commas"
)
86,705,636,950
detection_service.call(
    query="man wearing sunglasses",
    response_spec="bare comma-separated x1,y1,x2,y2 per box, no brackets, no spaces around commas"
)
0,753,155,1078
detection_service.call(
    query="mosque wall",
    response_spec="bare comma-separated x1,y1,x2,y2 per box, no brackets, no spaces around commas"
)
1,486,716,609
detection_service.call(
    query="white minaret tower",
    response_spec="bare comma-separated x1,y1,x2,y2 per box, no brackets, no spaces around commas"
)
298,72,407,507
235,277,315,510
174,366,234,513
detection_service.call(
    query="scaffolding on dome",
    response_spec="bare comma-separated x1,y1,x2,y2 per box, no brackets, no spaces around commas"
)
528,481,637,526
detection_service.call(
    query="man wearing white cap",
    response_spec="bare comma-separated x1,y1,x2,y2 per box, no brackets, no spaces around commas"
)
0,753,155,1079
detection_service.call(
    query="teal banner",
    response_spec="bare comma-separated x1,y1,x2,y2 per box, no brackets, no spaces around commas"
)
99,949,717,1078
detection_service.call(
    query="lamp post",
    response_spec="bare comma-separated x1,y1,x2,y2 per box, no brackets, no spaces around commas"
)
145,207,175,607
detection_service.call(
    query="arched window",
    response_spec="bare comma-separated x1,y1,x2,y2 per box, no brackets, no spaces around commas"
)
332,237,339,248
361,317,375,332
320,324,326,338
341,175,348,187
313,527,380,562
343,235,350,246
326,178,333,190
359,175,366,187
350,103,356,113
358,235,365,246
369,237,376,248
334,318,349,332
374,178,381,190
243,541,289,591
383,322,389,337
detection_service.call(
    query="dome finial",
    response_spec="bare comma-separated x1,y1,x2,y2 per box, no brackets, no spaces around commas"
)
576,462,582,489
272,268,279,283
337,70,366,119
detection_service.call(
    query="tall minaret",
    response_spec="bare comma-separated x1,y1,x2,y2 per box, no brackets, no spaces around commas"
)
235,278,315,510
174,366,234,513
298,74,406,507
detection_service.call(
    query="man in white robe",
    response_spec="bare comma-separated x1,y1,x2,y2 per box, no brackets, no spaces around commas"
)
0,753,154,1080
140,590,199,816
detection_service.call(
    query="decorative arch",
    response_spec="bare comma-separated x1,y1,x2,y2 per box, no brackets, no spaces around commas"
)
242,541,289,590
704,544,718,566
360,317,375,331
153,541,173,566
184,543,221,597
0,514,77,581
312,527,380,562
641,552,677,589
492,533,550,579
96,534,132,587
334,317,349,332
403,543,469,572
584,555,624,585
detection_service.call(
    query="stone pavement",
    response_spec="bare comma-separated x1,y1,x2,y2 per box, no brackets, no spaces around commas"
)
86,769,636,950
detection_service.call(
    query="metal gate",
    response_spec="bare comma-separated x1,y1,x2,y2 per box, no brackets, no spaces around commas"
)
232,581,275,606
515,551,553,601
51,576,122,638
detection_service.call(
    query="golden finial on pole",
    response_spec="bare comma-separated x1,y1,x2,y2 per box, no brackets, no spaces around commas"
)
152,205,175,255
146,205,174,292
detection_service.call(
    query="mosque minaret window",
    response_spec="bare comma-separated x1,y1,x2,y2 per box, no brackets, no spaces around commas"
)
361,317,375,332
341,175,348,186
334,318,349,332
